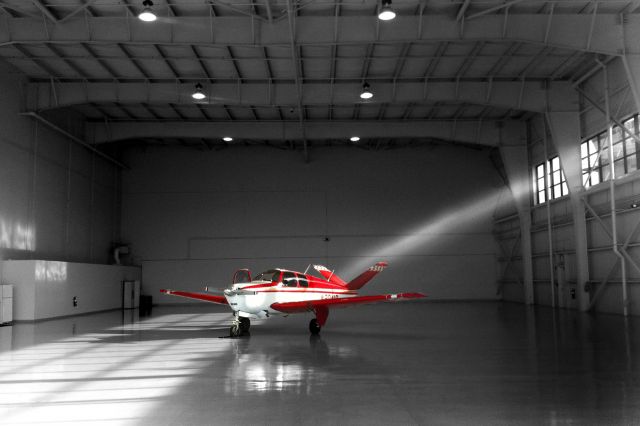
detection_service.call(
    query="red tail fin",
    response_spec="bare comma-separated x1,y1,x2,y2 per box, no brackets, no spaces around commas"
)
313,265,347,286
346,261,388,290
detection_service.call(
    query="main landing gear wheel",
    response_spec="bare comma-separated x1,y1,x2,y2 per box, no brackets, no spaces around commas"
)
239,317,250,334
309,318,321,335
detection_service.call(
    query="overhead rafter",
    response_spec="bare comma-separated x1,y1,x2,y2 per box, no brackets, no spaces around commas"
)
87,118,527,147
45,44,87,79
31,0,58,23
466,0,529,20
485,42,521,77
81,43,120,80
264,0,274,22
121,0,139,19
117,43,151,81
169,103,187,121
59,0,99,22
456,0,472,21
0,14,630,56
154,44,182,82
25,80,580,113
517,46,552,78
206,0,267,22
455,41,485,79
191,45,213,80
13,43,59,77
142,102,162,120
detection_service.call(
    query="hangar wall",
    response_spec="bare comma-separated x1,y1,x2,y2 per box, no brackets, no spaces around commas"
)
495,59,640,316
0,61,120,269
1,260,141,321
121,144,504,301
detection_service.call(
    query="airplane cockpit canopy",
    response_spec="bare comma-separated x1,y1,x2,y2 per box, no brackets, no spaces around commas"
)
252,270,281,283
232,269,252,284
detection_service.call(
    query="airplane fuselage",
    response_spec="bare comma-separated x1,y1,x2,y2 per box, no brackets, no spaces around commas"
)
225,279,358,318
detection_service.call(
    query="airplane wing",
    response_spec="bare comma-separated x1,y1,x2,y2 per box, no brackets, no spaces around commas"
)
270,292,425,314
160,289,228,305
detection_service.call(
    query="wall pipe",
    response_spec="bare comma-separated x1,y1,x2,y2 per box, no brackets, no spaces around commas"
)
598,59,629,317
20,112,129,170
542,118,556,307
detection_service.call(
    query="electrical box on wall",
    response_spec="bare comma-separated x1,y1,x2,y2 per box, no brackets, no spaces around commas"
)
0,285,13,325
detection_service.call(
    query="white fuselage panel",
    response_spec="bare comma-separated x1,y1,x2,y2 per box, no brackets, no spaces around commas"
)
225,281,354,317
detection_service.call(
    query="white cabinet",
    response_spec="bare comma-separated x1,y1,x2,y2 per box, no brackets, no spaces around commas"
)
0,285,13,325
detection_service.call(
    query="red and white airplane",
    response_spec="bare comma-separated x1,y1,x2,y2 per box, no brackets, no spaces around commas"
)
161,261,425,336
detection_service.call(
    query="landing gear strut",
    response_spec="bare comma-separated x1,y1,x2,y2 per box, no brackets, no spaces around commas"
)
230,314,250,337
309,318,321,335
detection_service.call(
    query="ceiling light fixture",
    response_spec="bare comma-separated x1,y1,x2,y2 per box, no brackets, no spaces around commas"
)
360,82,373,99
350,136,361,142
192,83,206,100
138,0,157,22
378,0,396,21
223,137,233,142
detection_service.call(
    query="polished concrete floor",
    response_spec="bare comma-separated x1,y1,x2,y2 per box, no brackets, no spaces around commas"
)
0,302,639,426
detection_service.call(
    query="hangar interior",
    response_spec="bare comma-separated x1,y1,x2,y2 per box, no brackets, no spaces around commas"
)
0,0,640,425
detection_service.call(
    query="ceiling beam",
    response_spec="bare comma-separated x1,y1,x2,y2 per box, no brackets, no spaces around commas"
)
117,43,151,80
87,119,527,147
155,44,182,81
26,80,579,113
46,43,87,78
191,45,213,80
456,0,472,21
206,0,267,22
31,0,58,23
81,43,120,80
465,0,528,20
0,14,630,56
59,0,98,22
13,43,59,77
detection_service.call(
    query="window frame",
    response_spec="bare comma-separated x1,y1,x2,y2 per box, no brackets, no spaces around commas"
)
581,114,640,189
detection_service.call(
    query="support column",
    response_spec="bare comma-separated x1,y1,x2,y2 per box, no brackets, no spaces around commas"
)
499,135,535,305
546,111,590,312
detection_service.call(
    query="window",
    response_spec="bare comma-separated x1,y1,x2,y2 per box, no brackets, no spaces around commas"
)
533,156,568,205
581,137,602,187
581,114,639,188
253,270,280,282
282,272,297,287
533,162,546,205
549,156,568,199
297,274,309,288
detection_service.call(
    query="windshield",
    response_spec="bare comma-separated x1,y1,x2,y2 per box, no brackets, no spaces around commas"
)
252,270,280,282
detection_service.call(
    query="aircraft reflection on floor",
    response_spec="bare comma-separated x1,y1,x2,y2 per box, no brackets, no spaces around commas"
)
224,335,358,395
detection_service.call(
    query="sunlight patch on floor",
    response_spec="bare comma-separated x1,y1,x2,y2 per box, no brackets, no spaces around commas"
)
0,312,232,426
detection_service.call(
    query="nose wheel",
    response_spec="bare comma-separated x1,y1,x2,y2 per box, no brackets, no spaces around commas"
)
309,318,321,335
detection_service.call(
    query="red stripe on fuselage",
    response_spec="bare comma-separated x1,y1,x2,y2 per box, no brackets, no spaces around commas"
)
256,289,357,294
241,282,277,290
238,284,356,295
240,277,349,292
